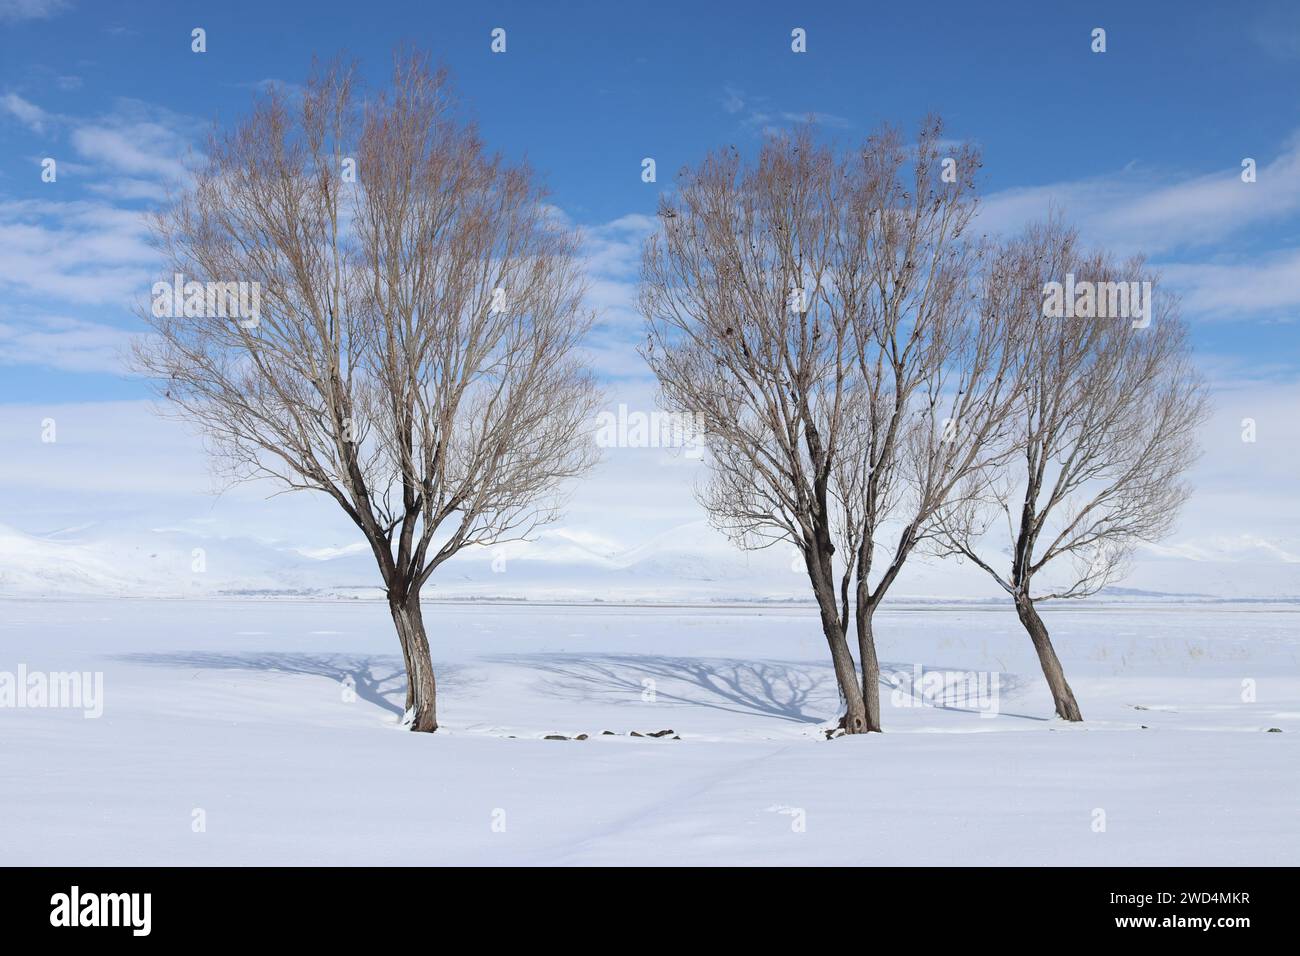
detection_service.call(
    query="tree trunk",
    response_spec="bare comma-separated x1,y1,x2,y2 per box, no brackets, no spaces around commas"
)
389,590,438,732
854,599,883,732
805,553,868,733
824,613,868,734
1015,596,1082,722
397,629,415,714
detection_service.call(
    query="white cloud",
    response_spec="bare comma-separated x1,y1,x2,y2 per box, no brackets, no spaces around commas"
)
977,132,1300,254
0,97,204,340
0,92,49,132
973,131,1300,324
584,213,654,292
72,125,190,180
0,376,1294,592
70,98,199,184
0,311,136,373
1,94,202,189
0,198,156,306
0,0,71,22
579,213,658,379
0,400,226,508
84,177,170,202
719,85,852,136
1161,251,1300,322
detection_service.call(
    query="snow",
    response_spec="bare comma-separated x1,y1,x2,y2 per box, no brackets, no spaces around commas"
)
1,598,1296,865
4,396,1300,605
5,516,1300,604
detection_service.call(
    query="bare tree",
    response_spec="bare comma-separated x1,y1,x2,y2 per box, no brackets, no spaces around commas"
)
132,53,599,732
935,219,1210,720
639,120,1023,733
640,129,869,728
831,120,1030,731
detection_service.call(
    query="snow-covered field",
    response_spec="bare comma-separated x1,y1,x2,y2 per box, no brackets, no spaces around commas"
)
1,598,1296,865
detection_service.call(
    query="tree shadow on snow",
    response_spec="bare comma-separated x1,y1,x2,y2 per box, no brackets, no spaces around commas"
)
496,652,837,724
111,651,464,717
879,662,1042,721
500,652,1041,726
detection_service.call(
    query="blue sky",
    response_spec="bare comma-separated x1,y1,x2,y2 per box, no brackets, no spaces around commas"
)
2,0,1300,399
0,0,1298,565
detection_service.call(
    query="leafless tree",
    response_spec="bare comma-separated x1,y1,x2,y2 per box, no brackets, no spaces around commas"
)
934,219,1210,720
640,128,868,727
834,121,1030,731
639,120,1025,732
132,53,600,732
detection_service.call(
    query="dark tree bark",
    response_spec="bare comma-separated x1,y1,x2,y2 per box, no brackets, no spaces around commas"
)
805,548,867,733
389,587,437,733
1009,497,1082,722
854,598,883,732
1014,595,1082,722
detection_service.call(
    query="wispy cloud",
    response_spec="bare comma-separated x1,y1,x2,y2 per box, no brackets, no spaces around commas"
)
68,98,202,184
720,85,852,137
1161,251,1300,323
975,130,1300,324
1250,4,1300,60
0,0,72,23
977,132,1300,254
71,125,189,182
0,94,202,190
0,198,156,306
523,209,656,379
83,177,169,202
0,311,136,373
0,92,49,133
585,213,655,329
0,95,201,362
232,78,307,102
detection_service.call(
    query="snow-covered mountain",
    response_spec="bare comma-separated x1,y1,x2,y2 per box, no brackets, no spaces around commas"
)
2,518,1297,603
2,393,1297,603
